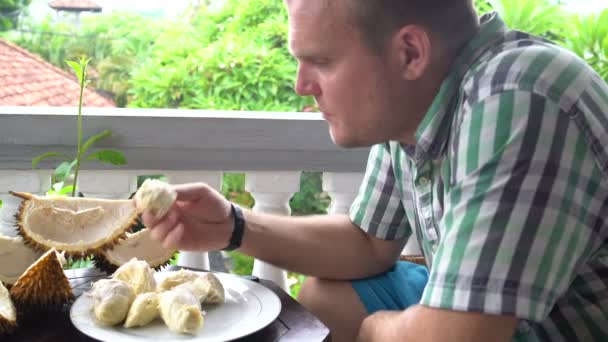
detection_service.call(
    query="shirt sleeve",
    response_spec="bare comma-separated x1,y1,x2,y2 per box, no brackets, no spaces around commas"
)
349,143,412,240
420,89,604,322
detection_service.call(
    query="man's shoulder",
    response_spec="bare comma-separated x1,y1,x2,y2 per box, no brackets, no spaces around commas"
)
461,32,594,108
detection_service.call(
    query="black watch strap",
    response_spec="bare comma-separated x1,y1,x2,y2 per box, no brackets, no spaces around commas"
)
222,203,245,251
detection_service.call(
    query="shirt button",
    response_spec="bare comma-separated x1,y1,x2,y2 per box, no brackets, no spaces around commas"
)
418,177,429,186
432,244,438,253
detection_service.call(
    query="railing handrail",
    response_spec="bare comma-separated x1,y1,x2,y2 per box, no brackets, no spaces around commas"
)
0,106,370,172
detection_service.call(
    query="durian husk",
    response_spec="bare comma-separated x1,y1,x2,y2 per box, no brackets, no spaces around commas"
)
10,191,139,256
0,235,42,287
93,229,176,274
0,281,16,335
9,248,74,310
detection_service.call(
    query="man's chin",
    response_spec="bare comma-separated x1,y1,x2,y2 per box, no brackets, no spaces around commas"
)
329,131,372,148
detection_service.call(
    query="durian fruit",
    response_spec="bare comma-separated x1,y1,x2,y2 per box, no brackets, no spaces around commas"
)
94,229,176,273
157,269,200,292
0,235,41,286
199,273,225,304
112,258,156,295
124,292,160,328
90,279,135,326
10,191,138,255
159,287,203,335
0,281,16,335
174,277,210,303
9,248,73,309
134,179,177,219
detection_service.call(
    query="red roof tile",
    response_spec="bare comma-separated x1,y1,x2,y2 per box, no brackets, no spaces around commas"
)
48,0,102,11
0,38,114,107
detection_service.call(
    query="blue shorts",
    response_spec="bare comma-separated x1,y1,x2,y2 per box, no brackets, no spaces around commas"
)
352,261,429,314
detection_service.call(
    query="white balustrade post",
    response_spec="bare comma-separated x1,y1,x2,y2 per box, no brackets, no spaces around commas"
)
322,172,364,215
0,171,49,237
166,171,223,271
246,171,301,292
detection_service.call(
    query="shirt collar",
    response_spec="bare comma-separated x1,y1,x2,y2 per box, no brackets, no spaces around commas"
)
408,12,508,164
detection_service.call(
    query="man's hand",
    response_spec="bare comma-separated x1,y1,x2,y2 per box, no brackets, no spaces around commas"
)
356,305,517,342
140,182,233,251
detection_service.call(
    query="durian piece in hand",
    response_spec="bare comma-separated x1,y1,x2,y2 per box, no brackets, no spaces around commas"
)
200,272,225,304
0,235,42,286
112,258,156,295
10,191,138,255
9,248,73,309
91,279,135,326
157,269,199,292
124,292,160,328
134,179,177,219
159,287,203,335
0,281,16,335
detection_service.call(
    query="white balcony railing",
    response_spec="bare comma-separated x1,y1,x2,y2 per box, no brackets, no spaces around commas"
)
0,106,420,291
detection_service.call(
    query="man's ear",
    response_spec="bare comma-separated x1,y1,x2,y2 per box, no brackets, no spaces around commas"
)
391,25,431,80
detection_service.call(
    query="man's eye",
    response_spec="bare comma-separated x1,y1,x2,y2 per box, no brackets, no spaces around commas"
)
312,59,330,66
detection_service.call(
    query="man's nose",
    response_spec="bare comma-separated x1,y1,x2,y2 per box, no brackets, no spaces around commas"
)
295,67,320,96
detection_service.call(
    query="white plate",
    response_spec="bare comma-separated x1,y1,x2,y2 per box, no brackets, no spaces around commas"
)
70,271,282,342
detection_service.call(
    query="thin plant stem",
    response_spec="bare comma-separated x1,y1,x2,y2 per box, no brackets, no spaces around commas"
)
71,60,86,197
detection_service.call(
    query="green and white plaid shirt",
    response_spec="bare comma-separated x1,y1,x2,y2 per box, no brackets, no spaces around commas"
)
350,12,608,341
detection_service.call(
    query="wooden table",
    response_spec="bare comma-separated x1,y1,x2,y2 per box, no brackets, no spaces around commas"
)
6,265,331,342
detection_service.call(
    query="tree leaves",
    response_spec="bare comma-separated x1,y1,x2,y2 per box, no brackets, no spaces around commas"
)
32,152,71,169
86,150,127,165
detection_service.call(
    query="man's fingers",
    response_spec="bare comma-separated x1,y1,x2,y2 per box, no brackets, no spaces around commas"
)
173,182,213,201
163,223,184,250
148,210,179,242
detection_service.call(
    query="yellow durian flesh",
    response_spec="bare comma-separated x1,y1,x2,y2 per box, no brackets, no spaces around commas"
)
174,277,211,303
124,292,160,328
157,269,200,292
200,273,225,304
0,235,41,286
91,279,135,326
112,258,156,295
159,287,203,335
96,229,176,273
0,281,16,335
9,248,73,309
134,179,176,219
11,191,138,254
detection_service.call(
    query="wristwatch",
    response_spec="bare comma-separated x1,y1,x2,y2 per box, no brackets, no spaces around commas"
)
222,203,245,251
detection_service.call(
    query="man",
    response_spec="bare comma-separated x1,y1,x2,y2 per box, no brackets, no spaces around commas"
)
142,0,608,341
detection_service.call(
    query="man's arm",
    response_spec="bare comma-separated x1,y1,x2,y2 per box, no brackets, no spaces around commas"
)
357,305,517,342
239,211,406,279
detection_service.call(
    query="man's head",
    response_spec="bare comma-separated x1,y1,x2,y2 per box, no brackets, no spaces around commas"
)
285,0,478,147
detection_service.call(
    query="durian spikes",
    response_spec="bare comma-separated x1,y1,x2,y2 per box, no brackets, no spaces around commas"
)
10,191,139,256
0,281,16,335
9,248,74,309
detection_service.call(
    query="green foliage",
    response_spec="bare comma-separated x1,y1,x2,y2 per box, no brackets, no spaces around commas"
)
564,9,608,81
290,172,331,216
128,0,312,111
0,0,31,30
474,0,494,14
488,0,569,42
65,255,95,269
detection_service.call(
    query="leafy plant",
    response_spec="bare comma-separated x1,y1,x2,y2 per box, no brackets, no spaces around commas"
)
488,0,569,42
31,57,127,196
564,9,608,82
